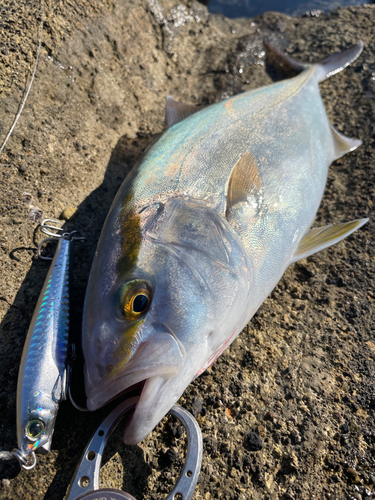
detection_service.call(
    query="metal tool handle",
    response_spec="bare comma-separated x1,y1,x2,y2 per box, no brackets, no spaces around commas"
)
66,397,202,500
167,405,203,500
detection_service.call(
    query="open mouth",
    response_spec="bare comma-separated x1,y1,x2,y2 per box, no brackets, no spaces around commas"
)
87,330,184,411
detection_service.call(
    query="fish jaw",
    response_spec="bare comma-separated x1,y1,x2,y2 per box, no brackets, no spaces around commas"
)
85,330,188,412
123,374,187,445
85,329,206,445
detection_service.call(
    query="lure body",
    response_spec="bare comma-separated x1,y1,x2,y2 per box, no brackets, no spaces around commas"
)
82,42,367,445
16,233,72,466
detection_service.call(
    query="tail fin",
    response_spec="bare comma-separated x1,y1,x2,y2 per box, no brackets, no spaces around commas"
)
264,39,364,82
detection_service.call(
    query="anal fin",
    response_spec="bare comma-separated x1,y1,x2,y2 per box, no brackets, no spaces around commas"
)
292,218,368,263
330,124,362,161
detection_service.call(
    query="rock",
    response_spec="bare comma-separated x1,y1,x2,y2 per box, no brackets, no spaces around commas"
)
0,1,374,499
60,206,77,220
193,396,203,415
243,432,263,451
158,447,179,467
347,467,361,484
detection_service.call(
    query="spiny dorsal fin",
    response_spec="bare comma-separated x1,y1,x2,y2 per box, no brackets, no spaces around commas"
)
226,151,262,215
330,124,362,161
264,39,364,83
291,218,368,264
165,96,199,128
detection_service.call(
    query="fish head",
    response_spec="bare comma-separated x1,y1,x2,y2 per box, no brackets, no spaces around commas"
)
83,197,252,444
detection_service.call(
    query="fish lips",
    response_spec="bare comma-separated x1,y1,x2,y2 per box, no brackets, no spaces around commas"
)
85,330,188,438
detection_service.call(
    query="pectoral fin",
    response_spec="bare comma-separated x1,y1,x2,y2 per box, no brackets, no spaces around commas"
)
291,219,368,263
226,151,262,215
165,96,199,127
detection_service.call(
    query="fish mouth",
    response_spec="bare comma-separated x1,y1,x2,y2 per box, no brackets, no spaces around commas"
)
86,329,186,426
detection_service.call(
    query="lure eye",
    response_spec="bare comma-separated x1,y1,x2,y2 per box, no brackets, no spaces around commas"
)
26,419,45,440
121,281,151,319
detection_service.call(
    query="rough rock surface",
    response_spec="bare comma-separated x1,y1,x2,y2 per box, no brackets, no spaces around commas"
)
0,1,374,499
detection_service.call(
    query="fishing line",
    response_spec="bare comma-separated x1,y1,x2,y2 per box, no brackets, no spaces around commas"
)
0,0,45,154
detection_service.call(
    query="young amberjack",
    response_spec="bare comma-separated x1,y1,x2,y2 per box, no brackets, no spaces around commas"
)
82,41,368,445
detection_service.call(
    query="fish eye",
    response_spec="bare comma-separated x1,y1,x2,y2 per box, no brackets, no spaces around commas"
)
26,419,45,440
121,281,151,319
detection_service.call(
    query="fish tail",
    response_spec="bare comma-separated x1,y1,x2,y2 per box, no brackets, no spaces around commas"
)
264,39,364,82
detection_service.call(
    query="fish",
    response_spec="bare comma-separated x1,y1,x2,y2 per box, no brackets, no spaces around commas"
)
14,221,83,469
82,41,368,445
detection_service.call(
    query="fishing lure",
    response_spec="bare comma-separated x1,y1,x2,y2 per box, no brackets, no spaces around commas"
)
13,220,84,469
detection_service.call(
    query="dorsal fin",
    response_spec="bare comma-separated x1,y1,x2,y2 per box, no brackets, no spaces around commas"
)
165,96,199,128
330,124,362,161
264,39,364,83
226,151,262,215
291,219,368,264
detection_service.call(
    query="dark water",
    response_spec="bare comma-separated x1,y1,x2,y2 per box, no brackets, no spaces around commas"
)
200,0,370,18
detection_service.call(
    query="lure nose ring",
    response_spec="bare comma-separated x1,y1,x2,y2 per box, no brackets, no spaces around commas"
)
12,449,37,470
66,397,203,500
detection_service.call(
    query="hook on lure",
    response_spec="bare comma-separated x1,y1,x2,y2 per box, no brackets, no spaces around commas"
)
10,219,85,470
37,219,85,260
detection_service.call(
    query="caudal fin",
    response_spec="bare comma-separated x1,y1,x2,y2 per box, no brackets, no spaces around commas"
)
264,39,364,82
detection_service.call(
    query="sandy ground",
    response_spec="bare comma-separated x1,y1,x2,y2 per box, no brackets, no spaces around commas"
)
0,1,374,499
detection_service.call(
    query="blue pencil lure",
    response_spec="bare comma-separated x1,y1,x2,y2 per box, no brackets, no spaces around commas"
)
13,220,84,470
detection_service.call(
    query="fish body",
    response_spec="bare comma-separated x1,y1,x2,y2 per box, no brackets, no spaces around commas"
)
15,229,77,468
82,42,367,445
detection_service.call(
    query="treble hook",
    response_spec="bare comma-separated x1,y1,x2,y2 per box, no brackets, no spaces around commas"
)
38,220,85,260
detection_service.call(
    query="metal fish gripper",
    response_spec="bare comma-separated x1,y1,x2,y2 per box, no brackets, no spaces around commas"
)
66,397,203,500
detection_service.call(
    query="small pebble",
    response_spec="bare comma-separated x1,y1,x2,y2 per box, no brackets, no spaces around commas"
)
347,467,361,484
243,432,263,451
60,206,77,220
341,422,350,434
193,397,203,415
29,207,44,223
40,167,50,175
2,479,10,488
18,164,26,173
264,410,277,420
22,192,33,205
